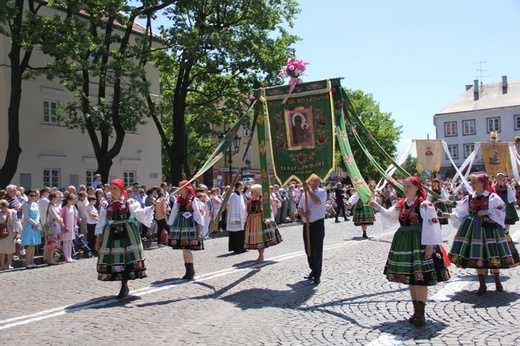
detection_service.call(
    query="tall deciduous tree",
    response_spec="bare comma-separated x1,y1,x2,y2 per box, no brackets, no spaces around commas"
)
336,89,402,181
150,0,300,183
0,0,46,187
36,0,175,183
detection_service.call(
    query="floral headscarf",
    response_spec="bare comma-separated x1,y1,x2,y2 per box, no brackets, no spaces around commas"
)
471,174,496,194
110,179,127,198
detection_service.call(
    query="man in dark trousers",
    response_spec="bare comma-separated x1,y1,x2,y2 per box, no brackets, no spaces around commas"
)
333,182,349,222
298,176,327,285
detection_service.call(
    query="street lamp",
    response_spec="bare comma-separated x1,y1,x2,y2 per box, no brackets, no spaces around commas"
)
228,134,242,184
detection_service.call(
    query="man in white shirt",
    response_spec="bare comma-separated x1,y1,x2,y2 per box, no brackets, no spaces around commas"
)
298,176,327,285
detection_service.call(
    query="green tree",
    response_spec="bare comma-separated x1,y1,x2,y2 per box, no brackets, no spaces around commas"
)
336,89,402,181
397,155,418,178
0,0,47,187
150,0,300,184
35,0,175,183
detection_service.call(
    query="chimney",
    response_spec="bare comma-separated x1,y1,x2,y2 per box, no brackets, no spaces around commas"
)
502,75,508,94
473,79,479,101
465,84,473,91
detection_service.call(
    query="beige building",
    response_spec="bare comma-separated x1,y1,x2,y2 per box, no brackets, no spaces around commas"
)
0,5,162,189
433,76,520,178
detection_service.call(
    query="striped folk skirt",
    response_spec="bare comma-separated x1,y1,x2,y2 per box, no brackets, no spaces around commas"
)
449,215,520,269
385,224,451,286
97,220,147,281
504,202,519,225
169,214,204,251
244,214,283,250
352,203,375,226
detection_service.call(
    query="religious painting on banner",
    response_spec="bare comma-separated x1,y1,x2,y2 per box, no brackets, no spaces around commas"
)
259,79,335,185
416,140,443,174
481,143,510,177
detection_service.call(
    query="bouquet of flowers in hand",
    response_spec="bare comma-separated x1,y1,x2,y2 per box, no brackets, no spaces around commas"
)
280,57,308,79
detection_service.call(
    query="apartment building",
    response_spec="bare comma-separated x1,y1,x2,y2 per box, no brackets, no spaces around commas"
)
433,76,520,178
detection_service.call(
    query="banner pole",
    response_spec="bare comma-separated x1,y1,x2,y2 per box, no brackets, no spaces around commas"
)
305,191,311,256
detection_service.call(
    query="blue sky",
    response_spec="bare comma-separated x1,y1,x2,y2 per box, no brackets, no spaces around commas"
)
143,0,520,155
289,0,520,154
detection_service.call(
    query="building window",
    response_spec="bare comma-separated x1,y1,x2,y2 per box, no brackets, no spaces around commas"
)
43,100,59,125
86,170,96,187
462,120,476,135
123,171,136,187
444,122,457,137
463,143,475,158
243,128,251,137
515,115,520,130
487,117,500,133
447,145,458,160
43,169,60,188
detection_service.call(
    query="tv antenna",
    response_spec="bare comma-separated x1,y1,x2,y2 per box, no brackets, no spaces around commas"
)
472,61,488,85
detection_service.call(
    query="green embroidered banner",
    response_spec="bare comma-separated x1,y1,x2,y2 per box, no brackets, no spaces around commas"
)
259,79,335,185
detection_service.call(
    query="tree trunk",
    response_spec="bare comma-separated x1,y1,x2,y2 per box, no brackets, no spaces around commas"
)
0,0,29,187
170,62,192,184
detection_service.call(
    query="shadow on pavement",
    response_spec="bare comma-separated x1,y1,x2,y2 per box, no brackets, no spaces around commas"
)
449,289,520,307
372,320,449,341
64,294,142,311
221,281,316,310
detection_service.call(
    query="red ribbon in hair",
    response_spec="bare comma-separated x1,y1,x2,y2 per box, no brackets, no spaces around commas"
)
179,180,196,198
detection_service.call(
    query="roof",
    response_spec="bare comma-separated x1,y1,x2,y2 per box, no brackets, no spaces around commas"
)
435,79,520,115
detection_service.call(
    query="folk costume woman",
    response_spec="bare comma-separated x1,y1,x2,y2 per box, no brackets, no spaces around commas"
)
347,188,376,239
493,173,519,230
446,174,520,295
430,178,449,225
244,184,283,264
370,177,450,327
167,181,204,281
95,179,153,299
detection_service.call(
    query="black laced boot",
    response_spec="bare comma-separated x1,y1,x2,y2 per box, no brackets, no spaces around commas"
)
413,301,426,327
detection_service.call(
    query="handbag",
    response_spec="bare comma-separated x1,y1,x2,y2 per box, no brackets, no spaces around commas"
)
0,213,9,239
42,205,57,236
42,222,57,236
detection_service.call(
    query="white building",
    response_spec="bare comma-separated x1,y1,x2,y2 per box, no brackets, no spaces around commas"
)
0,4,162,189
433,76,520,178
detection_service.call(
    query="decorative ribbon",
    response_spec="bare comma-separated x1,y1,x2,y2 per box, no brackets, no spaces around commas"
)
282,77,301,104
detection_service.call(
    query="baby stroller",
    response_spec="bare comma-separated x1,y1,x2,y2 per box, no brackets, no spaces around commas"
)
72,231,92,259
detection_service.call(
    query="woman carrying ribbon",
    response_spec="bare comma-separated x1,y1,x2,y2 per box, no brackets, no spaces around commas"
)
95,179,153,299
244,184,283,264
445,173,520,294
370,177,450,327
168,180,205,281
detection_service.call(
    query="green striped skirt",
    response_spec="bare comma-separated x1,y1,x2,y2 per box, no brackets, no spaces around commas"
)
449,215,520,269
385,224,450,286
169,214,204,250
352,203,375,226
97,220,147,281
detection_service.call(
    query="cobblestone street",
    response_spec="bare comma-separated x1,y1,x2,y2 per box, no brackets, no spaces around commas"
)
2,217,520,345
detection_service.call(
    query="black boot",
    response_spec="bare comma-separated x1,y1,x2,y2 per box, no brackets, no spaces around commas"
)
182,263,195,281
408,300,418,323
476,274,487,295
116,280,129,299
413,301,426,327
493,272,503,292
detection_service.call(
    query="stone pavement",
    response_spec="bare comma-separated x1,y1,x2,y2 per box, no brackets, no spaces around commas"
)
1,216,520,345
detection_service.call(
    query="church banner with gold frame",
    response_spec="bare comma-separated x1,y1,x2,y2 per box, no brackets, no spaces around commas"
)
258,79,335,185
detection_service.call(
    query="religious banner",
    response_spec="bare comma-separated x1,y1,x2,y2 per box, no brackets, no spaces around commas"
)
481,142,510,177
416,140,443,173
259,79,335,185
